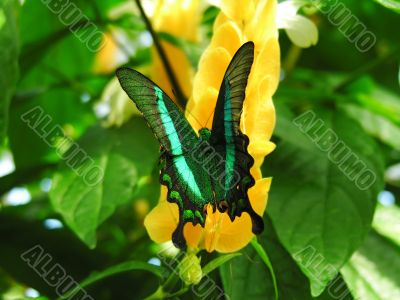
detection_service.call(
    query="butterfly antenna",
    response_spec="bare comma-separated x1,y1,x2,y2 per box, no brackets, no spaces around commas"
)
169,87,202,129
184,108,205,130
204,108,215,129
134,0,186,108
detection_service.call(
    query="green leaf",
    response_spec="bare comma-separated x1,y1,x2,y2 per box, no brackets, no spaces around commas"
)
219,218,287,300
372,204,400,247
78,260,163,288
373,0,400,13
9,89,96,169
0,0,19,145
274,102,317,152
386,163,400,187
341,231,400,300
346,76,400,126
50,118,159,248
398,64,400,87
250,238,278,300
57,260,163,300
9,0,100,169
265,110,384,296
18,0,95,74
220,247,273,300
202,253,241,276
220,217,353,300
341,104,400,150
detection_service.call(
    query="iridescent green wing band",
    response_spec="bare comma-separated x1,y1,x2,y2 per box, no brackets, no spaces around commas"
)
160,147,214,249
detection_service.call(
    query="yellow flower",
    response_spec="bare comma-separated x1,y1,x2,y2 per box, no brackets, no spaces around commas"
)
151,0,200,101
145,0,280,253
94,0,199,126
94,32,121,74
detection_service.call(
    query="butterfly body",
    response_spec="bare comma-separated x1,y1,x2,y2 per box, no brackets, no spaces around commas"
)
116,42,264,250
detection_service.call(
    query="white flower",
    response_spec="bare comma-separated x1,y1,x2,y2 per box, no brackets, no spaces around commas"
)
277,0,318,48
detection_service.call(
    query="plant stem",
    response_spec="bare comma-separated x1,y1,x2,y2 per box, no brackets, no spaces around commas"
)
144,253,183,299
283,45,302,76
133,0,187,108
334,45,400,92
162,267,181,293
251,237,279,300
143,269,181,300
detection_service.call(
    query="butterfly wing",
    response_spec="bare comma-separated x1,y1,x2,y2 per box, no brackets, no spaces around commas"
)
209,41,264,234
160,149,214,249
116,67,197,155
116,68,213,249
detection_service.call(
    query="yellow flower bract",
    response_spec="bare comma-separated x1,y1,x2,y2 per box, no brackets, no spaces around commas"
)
151,0,200,101
145,0,280,252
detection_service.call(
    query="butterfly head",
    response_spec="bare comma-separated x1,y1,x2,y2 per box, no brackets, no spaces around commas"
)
198,128,211,141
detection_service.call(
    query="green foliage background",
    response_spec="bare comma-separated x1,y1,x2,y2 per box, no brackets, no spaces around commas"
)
0,0,400,299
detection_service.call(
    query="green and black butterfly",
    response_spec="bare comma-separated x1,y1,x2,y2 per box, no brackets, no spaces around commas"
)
116,41,263,249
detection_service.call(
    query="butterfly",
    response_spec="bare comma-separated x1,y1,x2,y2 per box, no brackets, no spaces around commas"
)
116,41,263,250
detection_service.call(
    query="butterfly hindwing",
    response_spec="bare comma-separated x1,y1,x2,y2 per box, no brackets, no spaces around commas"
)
160,146,214,249
209,41,264,234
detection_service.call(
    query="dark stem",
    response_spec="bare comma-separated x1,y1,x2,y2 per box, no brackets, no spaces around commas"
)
133,0,187,108
89,0,104,23
334,45,400,92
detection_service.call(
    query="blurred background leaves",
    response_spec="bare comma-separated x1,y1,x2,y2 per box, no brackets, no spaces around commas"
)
0,0,400,299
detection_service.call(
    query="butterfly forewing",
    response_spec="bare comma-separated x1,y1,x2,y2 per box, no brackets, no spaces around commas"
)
210,42,264,234
210,42,255,140
116,68,197,155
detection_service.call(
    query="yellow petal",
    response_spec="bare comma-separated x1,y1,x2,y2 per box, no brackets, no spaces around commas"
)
206,211,253,253
250,166,262,181
186,87,219,131
153,0,200,41
213,12,229,32
245,0,277,45
193,47,231,97
218,0,254,23
250,38,281,99
151,0,200,102
210,21,243,56
183,223,204,249
144,200,178,244
94,33,118,74
201,178,271,253
248,99,276,142
151,42,194,100
144,186,204,250
249,177,272,215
